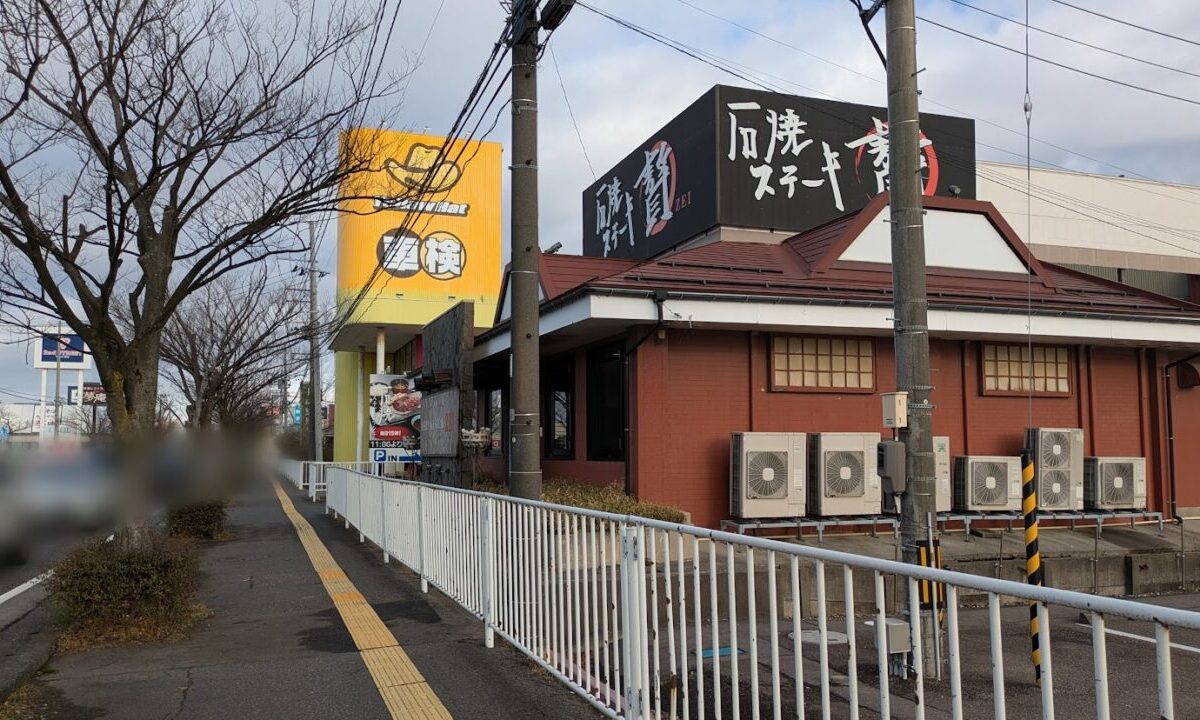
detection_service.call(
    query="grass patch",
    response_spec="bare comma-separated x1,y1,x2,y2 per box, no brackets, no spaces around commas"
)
472,479,688,523
47,534,206,651
166,502,228,540
0,684,32,720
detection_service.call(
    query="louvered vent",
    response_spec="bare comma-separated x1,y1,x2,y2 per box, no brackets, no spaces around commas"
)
745,451,788,499
823,451,865,497
1040,469,1071,508
1101,462,1135,506
971,462,1009,506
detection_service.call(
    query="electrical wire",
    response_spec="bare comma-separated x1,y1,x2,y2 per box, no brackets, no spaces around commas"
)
1024,0,1035,429
662,0,1200,204
548,44,596,180
945,0,1200,80
326,17,516,340
577,0,1200,259
917,15,1200,108
1042,0,1200,49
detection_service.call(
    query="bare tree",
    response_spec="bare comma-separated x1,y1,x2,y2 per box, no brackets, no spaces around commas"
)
0,0,402,451
60,402,112,436
160,267,309,429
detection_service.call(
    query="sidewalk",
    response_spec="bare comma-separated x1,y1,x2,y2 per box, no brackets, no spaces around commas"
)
15,478,597,719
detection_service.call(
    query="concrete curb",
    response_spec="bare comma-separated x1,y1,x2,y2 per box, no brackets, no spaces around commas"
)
0,593,56,703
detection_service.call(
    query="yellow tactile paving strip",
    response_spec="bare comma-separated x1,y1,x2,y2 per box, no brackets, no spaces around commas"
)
273,482,453,719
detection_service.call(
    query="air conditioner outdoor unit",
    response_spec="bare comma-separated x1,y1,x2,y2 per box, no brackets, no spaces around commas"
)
730,433,807,519
1026,427,1084,511
809,432,881,516
1084,457,1147,511
933,436,952,514
954,456,1023,512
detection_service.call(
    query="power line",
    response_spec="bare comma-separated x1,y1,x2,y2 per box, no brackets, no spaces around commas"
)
1043,0,1200,49
946,0,1200,80
548,44,596,180
673,0,881,86
327,17,516,340
668,0,1200,198
917,15,1200,108
577,1,1200,258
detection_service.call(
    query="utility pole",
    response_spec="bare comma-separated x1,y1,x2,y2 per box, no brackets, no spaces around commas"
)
55,195,67,439
308,223,324,464
505,0,574,500
52,323,62,438
278,376,288,431
885,0,938,674
507,0,543,500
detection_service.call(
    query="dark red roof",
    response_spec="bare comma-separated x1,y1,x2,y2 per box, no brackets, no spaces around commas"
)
526,196,1200,319
539,253,637,300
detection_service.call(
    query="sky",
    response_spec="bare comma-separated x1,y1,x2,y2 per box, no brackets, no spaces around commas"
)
3,0,1200,408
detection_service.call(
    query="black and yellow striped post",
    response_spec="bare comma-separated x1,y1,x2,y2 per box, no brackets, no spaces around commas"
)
1022,448,1043,686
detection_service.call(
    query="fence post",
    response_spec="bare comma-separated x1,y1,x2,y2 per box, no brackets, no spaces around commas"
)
620,524,646,720
381,480,389,564
480,497,495,648
417,484,428,593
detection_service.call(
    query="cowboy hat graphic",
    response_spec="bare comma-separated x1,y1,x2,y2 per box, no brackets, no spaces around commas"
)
384,143,462,194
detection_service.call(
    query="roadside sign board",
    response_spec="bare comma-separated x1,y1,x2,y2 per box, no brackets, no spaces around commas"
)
67,383,107,406
33,330,92,370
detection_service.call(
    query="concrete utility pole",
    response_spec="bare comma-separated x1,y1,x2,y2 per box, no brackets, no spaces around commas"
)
507,0,543,500
884,0,939,673
308,223,324,463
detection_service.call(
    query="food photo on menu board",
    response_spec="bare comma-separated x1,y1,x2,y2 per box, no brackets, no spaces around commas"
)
367,373,421,446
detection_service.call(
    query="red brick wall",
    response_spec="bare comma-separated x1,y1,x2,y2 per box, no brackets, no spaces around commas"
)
628,330,1164,527
482,329,1177,526
640,329,750,527
1088,347,1146,457
1171,365,1200,512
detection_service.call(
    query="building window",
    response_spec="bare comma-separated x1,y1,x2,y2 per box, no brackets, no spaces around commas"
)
544,357,573,459
771,335,875,391
586,344,624,461
981,344,1071,395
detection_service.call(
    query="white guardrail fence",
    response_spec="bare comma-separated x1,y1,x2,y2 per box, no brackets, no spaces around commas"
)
313,465,1200,720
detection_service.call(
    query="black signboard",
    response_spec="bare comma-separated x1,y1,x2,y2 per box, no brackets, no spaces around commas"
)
582,85,976,261
581,88,719,260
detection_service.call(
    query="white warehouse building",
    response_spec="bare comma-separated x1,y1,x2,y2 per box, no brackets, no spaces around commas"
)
978,161,1200,303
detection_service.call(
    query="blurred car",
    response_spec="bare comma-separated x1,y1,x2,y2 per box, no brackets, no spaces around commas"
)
13,449,116,532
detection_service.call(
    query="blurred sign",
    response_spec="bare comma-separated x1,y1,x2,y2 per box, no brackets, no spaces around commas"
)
34,331,92,370
67,383,107,406
0,426,9,441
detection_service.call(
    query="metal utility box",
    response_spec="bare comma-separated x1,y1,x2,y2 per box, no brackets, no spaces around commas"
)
877,440,907,496
866,617,912,654
881,392,908,429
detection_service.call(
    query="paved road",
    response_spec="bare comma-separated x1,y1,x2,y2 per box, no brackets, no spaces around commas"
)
11,478,597,719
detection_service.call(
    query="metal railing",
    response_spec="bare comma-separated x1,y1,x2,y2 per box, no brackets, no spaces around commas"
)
280,458,305,491
302,461,379,501
322,466,1200,720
